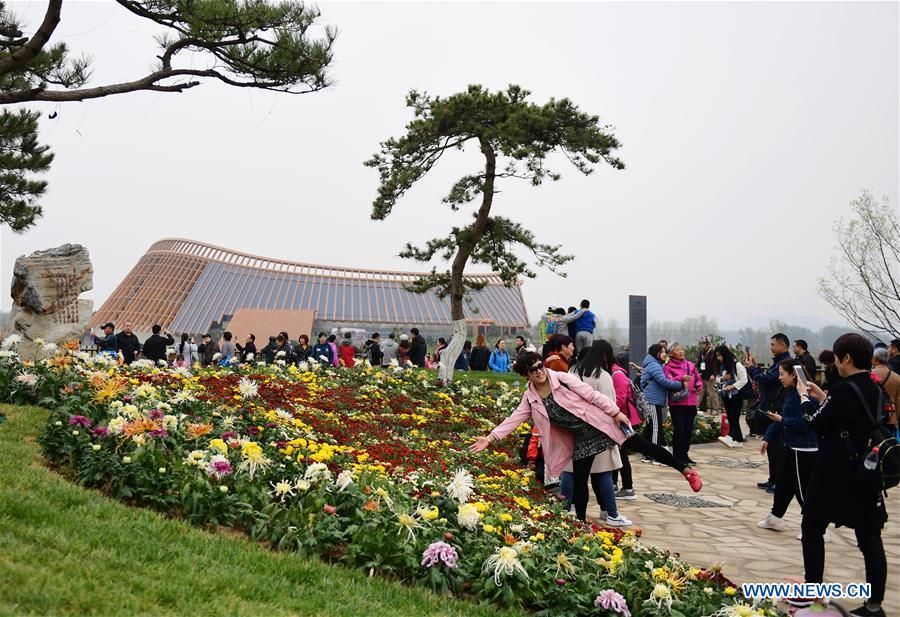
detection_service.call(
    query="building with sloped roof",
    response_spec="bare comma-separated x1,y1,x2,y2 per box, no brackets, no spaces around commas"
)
89,238,530,340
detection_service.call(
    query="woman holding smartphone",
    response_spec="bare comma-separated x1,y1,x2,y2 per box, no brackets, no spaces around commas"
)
470,352,702,522
757,358,819,533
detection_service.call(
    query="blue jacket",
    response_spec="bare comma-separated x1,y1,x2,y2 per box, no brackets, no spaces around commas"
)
747,351,791,410
763,389,818,449
93,333,118,353
574,310,596,334
489,349,510,372
454,350,470,371
640,354,684,406
311,342,333,364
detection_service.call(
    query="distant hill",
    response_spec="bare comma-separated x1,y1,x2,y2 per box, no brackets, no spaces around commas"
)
721,313,846,332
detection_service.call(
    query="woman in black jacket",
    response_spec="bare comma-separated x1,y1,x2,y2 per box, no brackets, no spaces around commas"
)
469,334,490,371
798,334,887,617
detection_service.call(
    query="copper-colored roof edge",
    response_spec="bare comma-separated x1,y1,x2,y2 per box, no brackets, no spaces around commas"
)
149,238,524,285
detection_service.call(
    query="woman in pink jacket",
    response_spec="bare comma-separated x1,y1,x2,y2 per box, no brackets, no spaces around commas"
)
663,343,704,466
471,352,702,521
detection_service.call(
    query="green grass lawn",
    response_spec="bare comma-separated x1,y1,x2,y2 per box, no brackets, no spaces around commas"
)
0,405,526,617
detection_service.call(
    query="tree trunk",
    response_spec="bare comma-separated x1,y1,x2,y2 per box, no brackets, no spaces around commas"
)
439,139,496,382
438,319,467,382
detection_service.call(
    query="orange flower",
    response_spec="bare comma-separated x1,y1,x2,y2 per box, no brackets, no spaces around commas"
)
186,422,213,440
122,419,160,437
92,375,128,403
363,500,380,511
62,338,81,352
504,533,517,545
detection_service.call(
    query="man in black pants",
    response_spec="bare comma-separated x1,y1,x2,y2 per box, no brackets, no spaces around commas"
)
746,333,791,492
796,334,888,617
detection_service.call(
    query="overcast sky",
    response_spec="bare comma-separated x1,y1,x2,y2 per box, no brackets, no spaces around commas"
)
1,1,897,330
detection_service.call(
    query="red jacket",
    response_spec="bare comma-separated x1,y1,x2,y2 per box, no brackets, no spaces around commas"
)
339,343,357,367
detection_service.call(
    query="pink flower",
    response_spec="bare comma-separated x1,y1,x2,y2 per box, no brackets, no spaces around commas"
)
594,589,631,616
68,415,92,428
421,541,459,569
205,456,233,480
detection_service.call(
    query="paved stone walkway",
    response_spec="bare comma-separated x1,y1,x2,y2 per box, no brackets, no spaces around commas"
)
586,417,900,614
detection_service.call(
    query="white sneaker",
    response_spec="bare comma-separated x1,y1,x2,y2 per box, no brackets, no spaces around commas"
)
733,440,745,447
757,513,786,532
606,514,632,527
718,435,735,448
797,531,832,543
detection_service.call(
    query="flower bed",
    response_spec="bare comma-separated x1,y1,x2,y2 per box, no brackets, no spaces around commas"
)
0,335,775,617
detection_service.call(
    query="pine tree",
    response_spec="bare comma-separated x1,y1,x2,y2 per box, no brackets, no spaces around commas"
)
0,0,336,231
366,85,624,381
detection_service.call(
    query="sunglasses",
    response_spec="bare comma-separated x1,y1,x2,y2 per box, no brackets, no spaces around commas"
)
527,362,545,374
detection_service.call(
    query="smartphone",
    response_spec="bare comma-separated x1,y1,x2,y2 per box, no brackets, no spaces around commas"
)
794,365,808,388
621,423,635,438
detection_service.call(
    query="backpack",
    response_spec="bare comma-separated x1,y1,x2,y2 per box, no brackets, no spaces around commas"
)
543,316,563,337
845,381,900,493
613,368,651,423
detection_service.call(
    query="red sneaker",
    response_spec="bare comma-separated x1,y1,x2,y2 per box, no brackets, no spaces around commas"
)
683,468,702,492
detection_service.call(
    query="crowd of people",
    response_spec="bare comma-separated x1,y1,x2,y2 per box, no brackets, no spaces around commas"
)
90,320,549,373
474,330,896,617
89,314,898,616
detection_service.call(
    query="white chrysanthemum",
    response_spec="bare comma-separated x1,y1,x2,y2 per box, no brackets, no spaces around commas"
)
212,353,222,361
711,603,766,617
457,502,480,529
156,359,168,367
121,404,139,418
0,350,17,359
335,469,354,491
446,468,475,503
76,351,92,362
237,378,259,399
647,584,673,610
132,359,156,369
229,356,240,365
245,353,254,362
185,450,206,466
172,367,191,378
33,337,45,346
163,415,179,431
42,342,59,354
294,478,311,492
275,359,285,366
270,479,295,501
304,462,332,483
14,373,38,386
171,390,196,404
1,333,22,349
297,361,309,372
276,350,286,358
135,384,157,398
483,547,529,586
106,418,125,436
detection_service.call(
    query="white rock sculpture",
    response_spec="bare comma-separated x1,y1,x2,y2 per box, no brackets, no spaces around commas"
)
4,244,93,358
